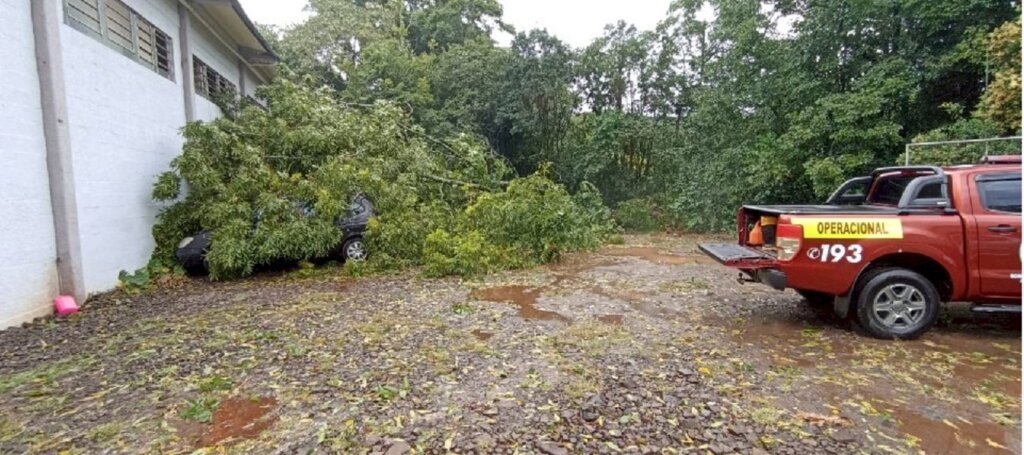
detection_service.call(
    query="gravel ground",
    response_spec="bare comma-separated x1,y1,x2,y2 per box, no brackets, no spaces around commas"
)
0,234,1019,454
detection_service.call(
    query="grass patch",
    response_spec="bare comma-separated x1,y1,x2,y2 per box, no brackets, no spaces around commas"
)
197,375,233,393
658,277,709,293
0,359,89,395
87,421,125,444
552,321,632,356
180,397,219,423
451,302,474,315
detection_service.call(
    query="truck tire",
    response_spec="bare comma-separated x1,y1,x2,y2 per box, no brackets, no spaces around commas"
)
796,289,832,306
855,268,939,340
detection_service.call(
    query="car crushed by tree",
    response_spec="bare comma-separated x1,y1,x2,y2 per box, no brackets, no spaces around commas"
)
175,195,374,275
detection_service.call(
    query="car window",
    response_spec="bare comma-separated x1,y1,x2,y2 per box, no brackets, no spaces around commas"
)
349,200,365,215
978,175,1022,213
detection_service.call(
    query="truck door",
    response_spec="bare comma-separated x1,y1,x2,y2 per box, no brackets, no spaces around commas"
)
972,172,1022,297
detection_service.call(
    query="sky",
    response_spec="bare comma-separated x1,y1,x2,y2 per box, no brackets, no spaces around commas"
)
237,0,675,49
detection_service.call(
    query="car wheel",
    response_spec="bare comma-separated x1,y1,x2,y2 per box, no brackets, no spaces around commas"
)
342,237,367,262
855,268,939,340
796,289,832,306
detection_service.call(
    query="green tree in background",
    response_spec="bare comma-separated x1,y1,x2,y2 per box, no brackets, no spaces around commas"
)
256,0,1019,232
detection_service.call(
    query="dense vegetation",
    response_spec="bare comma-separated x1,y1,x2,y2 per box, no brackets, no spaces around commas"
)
267,0,1020,230
150,0,1020,279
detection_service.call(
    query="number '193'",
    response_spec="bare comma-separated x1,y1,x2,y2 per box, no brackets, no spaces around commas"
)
819,244,863,263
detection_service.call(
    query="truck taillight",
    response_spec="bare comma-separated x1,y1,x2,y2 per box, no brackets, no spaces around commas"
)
776,224,803,261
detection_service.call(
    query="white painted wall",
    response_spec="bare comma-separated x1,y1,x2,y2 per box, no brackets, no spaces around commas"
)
241,67,260,98
0,0,61,326
0,0,271,326
192,17,239,121
59,0,186,294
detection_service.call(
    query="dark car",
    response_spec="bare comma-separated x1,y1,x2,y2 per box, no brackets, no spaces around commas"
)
176,194,374,275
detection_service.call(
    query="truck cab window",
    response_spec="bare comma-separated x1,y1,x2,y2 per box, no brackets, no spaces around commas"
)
917,182,943,199
978,176,1022,213
868,175,915,205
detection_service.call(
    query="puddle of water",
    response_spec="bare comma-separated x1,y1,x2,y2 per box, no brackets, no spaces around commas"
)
598,314,623,325
892,407,1014,455
471,329,493,341
601,247,713,265
471,286,569,323
198,396,277,448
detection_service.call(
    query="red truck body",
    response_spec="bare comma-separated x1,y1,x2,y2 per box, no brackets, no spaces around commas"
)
700,160,1021,338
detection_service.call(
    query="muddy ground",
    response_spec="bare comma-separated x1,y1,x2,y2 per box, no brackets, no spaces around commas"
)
0,234,1019,454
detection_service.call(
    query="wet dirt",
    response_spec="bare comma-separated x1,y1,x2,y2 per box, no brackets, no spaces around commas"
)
175,396,278,449
892,406,1015,455
199,397,277,448
0,233,1017,454
471,329,493,341
729,308,1022,454
598,314,623,325
600,246,713,265
471,285,570,323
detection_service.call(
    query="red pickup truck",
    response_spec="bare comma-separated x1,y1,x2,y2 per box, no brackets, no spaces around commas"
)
700,157,1021,339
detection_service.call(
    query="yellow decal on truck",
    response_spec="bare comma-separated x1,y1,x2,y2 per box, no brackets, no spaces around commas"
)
791,218,903,239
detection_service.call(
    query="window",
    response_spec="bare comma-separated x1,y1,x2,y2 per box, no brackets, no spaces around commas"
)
193,57,237,100
978,174,1022,213
64,0,174,79
868,175,916,205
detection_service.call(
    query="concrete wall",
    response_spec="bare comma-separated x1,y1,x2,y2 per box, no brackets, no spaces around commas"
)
59,0,186,293
0,0,61,326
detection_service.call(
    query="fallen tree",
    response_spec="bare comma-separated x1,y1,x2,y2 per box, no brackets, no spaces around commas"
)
151,78,614,279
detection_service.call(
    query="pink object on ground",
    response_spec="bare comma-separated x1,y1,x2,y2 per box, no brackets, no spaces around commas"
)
54,295,79,316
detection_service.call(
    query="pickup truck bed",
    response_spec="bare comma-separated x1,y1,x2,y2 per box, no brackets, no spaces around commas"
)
743,204,902,215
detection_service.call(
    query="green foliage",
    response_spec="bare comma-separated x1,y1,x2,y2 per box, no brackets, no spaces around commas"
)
422,229,513,277
976,15,1022,134
190,0,1020,249
374,384,402,401
804,153,874,199
117,268,150,291
151,77,613,280
908,118,1018,165
613,198,672,232
197,375,233,393
421,173,613,276
180,397,219,423
458,173,614,264
152,172,180,201
450,301,474,315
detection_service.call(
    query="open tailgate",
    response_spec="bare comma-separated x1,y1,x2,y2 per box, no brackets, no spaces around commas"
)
698,243,777,267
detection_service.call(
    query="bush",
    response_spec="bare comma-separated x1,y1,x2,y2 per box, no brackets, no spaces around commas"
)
613,197,671,232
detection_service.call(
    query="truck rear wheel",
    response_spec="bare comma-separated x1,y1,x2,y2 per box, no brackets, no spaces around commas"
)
855,268,939,340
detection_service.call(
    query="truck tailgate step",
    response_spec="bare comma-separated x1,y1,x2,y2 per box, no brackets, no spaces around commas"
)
699,243,775,265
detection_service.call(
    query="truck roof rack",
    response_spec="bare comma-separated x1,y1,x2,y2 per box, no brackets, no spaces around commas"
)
980,155,1022,165
871,165,945,178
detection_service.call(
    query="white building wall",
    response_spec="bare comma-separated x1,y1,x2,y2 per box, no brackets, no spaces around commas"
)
0,0,61,326
241,67,260,98
192,17,239,121
59,0,187,294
